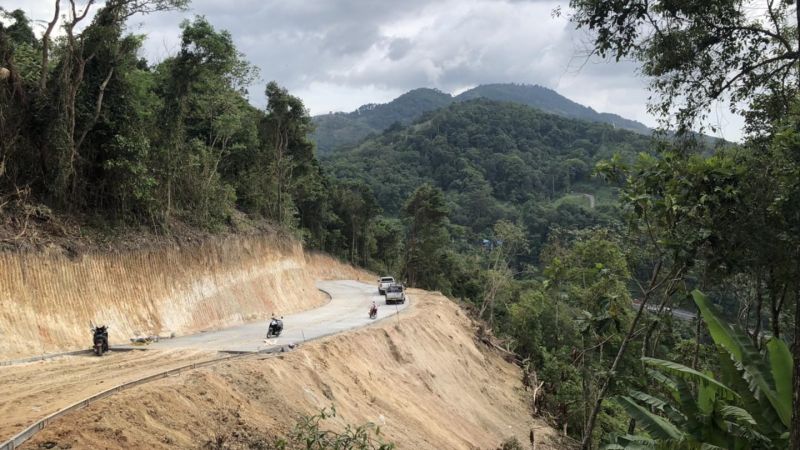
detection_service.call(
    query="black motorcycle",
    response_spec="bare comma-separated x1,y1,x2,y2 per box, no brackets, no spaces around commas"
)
92,325,109,356
267,318,283,338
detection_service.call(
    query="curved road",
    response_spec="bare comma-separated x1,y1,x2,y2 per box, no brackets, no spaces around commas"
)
129,280,408,352
0,280,407,446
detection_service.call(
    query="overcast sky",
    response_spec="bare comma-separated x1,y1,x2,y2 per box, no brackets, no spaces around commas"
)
5,0,744,140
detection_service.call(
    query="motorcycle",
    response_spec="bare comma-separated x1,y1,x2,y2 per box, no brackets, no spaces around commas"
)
267,317,283,338
369,305,378,319
91,325,109,356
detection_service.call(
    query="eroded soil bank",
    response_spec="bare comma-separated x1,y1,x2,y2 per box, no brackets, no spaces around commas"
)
0,232,369,359
23,290,567,449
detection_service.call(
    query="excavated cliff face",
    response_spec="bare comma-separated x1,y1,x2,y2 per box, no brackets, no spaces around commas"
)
0,234,370,359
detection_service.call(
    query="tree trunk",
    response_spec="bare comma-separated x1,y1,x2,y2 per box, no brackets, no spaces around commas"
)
752,273,764,347
770,281,786,339
580,261,667,450
39,0,60,92
790,282,800,450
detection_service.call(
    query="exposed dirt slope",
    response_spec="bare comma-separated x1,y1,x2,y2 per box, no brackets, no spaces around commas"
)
0,349,218,440
23,290,566,450
0,234,371,359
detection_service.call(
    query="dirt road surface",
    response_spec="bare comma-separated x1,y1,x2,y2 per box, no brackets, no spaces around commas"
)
0,349,219,441
0,280,405,443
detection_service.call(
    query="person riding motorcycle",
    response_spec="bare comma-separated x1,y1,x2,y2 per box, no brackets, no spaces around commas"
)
369,302,378,319
267,314,284,337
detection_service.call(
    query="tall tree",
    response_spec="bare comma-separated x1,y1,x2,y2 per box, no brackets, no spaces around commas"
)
403,184,450,290
260,81,318,226
155,15,256,226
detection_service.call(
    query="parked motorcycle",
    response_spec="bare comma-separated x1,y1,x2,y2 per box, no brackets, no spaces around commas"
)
92,325,109,356
267,317,283,338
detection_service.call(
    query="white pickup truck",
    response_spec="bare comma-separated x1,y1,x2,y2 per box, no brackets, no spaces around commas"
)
378,276,395,295
384,284,406,305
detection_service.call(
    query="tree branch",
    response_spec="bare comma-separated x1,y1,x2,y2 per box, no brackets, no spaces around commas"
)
75,67,113,152
39,0,60,92
710,51,800,99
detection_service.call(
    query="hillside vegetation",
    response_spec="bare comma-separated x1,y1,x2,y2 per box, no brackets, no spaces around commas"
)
311,83,651,154
325,99,650,256
0,5,362,261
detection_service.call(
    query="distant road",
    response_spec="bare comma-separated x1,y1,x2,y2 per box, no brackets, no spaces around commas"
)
129,280,408,352
581,193,596,209
632,301,696,321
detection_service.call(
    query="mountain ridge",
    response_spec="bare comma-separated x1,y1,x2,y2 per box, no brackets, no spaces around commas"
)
311,83,651,154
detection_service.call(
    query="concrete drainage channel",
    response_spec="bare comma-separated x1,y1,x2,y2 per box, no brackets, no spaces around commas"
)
0,346,294,450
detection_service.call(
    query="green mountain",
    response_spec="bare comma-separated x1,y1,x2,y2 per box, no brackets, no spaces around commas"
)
323,99,652,247
312,88,453,154
311,83,651,154
456,83,650,134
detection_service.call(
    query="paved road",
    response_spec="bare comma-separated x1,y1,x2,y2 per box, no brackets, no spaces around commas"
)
133,280,408,353
633,301,696,321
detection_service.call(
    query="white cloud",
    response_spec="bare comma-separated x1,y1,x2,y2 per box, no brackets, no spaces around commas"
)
3,0,744,140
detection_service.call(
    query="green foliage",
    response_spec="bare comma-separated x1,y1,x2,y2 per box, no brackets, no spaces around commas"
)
403,184,451,291
0,7,357,245
312,88,453,154
569,0,797,133
606,291,792,449
269,406,394,450
506,229,641,438
325,99,648,264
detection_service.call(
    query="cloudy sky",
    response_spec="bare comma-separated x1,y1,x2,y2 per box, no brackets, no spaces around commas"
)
5,0,744,140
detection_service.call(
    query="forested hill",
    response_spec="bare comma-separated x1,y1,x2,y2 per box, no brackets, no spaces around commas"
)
311,83,651,154
323,98,652,238
456,84,650,135
311,88,453,154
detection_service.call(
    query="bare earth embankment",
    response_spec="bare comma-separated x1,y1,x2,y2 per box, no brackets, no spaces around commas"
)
20,290,565,449
0,232,369,359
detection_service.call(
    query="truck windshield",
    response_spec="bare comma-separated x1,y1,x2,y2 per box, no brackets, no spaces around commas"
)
381,278,394,282
388,286,402,292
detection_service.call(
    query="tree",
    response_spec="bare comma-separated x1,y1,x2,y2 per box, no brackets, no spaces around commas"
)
569,0,800,134
479,219,529,325
570,2,800,447
154,16,257,227
403,184,450,290
330,181,380,265
369,217,405,275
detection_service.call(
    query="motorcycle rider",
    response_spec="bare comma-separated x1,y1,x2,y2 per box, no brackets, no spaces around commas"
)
369,301,378,318
268,314,283,337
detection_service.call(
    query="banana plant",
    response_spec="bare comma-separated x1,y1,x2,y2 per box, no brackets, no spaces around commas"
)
603,290,791,450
